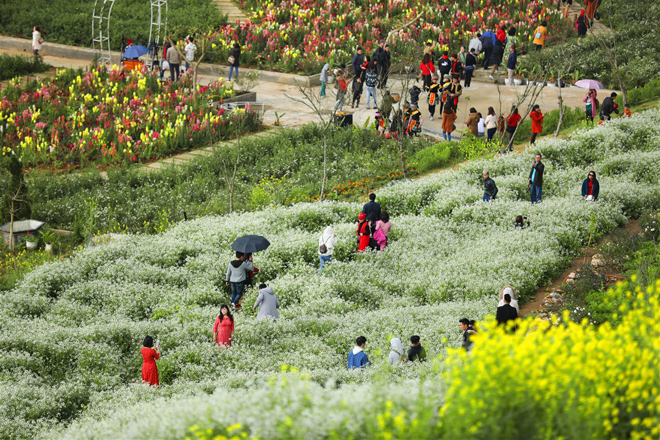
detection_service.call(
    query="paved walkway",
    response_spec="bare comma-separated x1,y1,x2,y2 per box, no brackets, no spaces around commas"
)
213,0,249,23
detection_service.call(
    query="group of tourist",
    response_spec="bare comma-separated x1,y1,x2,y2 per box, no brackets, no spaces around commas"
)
347,335,428,370
482,152,600,204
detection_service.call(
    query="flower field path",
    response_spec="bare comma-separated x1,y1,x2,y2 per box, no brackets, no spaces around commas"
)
567,2,612,36
212,0,248,23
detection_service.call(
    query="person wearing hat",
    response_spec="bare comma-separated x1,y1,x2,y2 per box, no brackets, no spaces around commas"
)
498,286,519,313
356,212,371,252
439,74,452,114
447,76,463,112
405,104,422,137
427,76,440,121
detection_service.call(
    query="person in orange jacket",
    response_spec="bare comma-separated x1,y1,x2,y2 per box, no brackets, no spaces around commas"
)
530,105,544,145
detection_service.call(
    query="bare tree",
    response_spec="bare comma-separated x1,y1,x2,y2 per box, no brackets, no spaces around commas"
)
166,28,212,95
7,181,24,252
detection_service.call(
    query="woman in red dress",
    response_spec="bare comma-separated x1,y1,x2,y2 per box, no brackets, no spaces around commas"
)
213,305,235,347
141,335,160,386
356,212,371,252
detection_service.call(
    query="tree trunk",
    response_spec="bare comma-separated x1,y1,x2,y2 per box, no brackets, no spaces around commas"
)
9,207,14,252
555,85,565,138
320,134,328,200
399,142,407,179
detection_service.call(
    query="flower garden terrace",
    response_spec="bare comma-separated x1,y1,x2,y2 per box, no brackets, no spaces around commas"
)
210,0,570,74
1,109,660,438
0,66,260,169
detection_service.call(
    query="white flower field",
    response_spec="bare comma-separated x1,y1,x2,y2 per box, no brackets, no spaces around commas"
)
1,110,660,438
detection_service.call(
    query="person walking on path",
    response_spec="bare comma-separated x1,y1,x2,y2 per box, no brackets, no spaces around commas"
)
166,43,181,81
320,63,330,98
225,252,254,306
213,305,235,347
427,76,440,120
356,213,371,252
498,286,520,314
577,10,588,39
379,44,391,89
485,107,498,142
365,66,379,109
529,153,545,203
506,46,518,86
465,107,479,137
253,284,280,320
504,27,518,61
584,89,598,126
530,105,544,145
482,170,498,201
488,39,504,80
319,226,338,273
228,42,241,81
184,36,197,70
352,47,364,80
442,104,458,141
496,293,519,328
373,211,391,251
601,92,618,121
348,336,371,369
362,193,381,222
447,76,463,112
464,48,478,88
389,337,405,364
481,27,496,68
141,336,160,386
334,67,348,113
420,53,435,91
532,21,548,50
407,335,427,362
32,26,44,57
437,51,451,78
582,171,600,201
505,107,522,151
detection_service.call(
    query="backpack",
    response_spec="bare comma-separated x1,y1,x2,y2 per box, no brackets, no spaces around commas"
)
365,72,378,87
319,236,328,254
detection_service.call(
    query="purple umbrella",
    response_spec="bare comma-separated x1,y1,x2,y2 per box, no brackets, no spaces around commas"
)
574,79,604,89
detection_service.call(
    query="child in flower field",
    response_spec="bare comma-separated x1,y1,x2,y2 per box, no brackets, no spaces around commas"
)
408,335,427,362
427,76,440,121
373,211,391,251
356,213,371,252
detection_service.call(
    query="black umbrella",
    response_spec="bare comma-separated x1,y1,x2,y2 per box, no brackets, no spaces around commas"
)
231,235,270,253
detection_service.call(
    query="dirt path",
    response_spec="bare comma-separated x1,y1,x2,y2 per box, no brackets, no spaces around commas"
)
520,219,642,316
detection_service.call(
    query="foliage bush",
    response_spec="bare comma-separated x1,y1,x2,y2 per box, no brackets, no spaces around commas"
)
0,54,49,81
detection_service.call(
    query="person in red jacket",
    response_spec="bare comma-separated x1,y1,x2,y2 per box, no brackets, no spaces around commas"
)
141,336,160,386
530,105,544,145
356,212,371,252
496,24,507,45
505,107,522,151
420,53,435,90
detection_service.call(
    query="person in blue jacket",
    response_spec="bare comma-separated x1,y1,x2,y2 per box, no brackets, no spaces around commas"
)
347,336,371,370
581,171,599,201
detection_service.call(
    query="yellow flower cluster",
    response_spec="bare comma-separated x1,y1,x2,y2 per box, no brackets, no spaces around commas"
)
439,279,660,439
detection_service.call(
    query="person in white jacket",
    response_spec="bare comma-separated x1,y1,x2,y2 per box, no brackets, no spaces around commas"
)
318,226,338,274
32,26,44,57
498,285,519,314
388,337,405,364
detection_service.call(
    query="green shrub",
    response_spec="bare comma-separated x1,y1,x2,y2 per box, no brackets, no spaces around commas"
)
412,141,457,173
0,54,49,81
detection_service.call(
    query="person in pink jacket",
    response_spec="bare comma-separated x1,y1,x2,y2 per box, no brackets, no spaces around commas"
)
373,211,391,251
583,89,598,126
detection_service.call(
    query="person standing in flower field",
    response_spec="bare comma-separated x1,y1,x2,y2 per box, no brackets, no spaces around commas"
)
166,42,181,81
496,293,518,329
407,335,427,362
373,211,391,251
482,170,498,202
459,318,475,352
389,338,405,364
184,36,196,70
141,335,160,386
225,251,254,306
348,336,370,369
362,193,381,222
213,305,235,347
356,213,371,252
318,226,337,273
529,153,544,204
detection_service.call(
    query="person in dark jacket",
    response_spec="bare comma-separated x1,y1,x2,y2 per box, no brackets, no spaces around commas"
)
528,153,544,204
352,47,364,79
459,318,475,352
464,48,478,87
437,51,451,77
481,28,496,68
506,46,517,86
373,40,385,81
379,44,391,88
409,85,421,106
496,293,518,328
581,171,600,201
225,251,254,306
483,170,498,201
362,193,381,222
601,92,618,121
407,335,427,362
488,40,504,80
228,42,241,81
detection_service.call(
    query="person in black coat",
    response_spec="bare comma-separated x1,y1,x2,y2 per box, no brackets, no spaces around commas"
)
362,193,381,222
601,92,618,121
228,42,241,81
352,47,364,80
379,44,391,88
528,153,544,204
482,170,498,201
496,293,518,328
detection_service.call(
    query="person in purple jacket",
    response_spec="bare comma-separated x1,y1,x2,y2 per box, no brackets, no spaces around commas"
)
347,336,371,370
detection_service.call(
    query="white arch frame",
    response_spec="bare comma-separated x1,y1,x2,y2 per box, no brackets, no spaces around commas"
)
92,0,168,65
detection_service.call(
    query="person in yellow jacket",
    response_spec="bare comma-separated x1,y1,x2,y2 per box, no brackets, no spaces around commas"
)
532,20,548,51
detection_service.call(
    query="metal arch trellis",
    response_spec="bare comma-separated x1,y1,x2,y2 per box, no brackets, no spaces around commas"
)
92,0,168,66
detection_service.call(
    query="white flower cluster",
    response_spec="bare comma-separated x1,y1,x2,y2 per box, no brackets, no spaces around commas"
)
2,109,660,439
